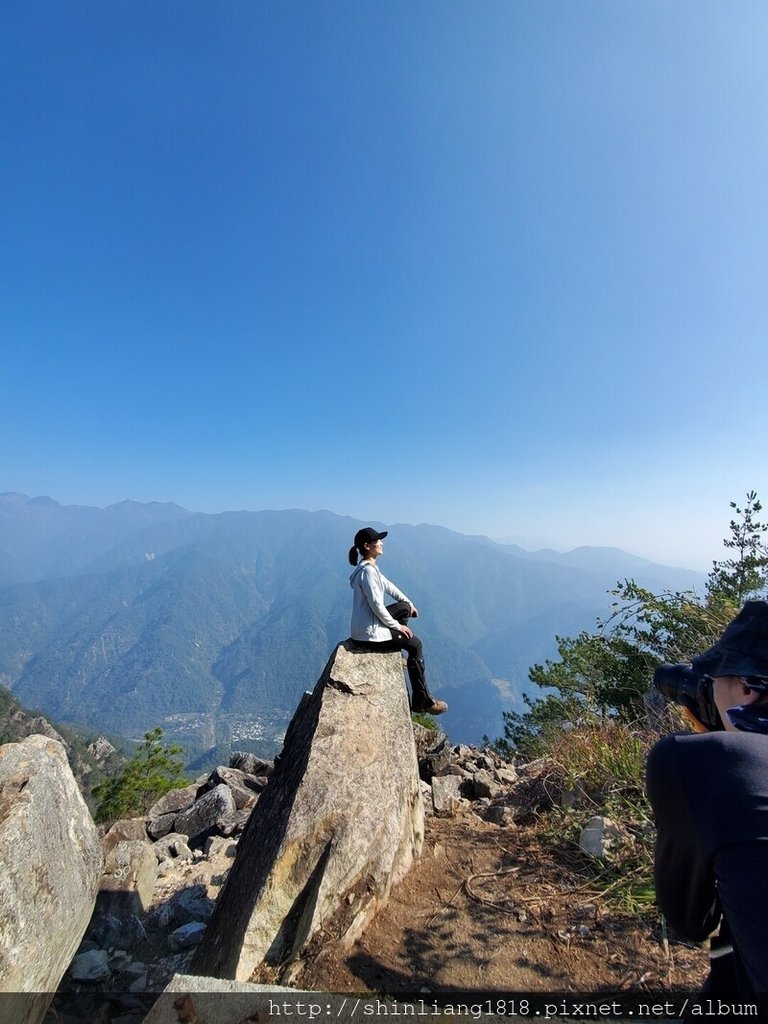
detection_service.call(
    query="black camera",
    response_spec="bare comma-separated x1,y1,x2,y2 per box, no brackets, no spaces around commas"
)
653,664,723,732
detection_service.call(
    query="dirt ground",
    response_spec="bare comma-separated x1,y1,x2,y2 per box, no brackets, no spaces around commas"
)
285,815,708,997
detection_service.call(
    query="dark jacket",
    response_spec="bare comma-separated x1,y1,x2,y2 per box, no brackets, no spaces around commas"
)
646,731,768,995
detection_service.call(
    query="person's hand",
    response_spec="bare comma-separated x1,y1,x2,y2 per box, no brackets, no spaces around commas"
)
409,605,419,618
397,624,414,638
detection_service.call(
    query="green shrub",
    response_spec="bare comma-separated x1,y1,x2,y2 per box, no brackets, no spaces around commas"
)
411,711,438,731
93,726,189,825
497,493,767,759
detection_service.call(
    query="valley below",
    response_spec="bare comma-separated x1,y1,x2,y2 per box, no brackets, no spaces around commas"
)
0,493,705,765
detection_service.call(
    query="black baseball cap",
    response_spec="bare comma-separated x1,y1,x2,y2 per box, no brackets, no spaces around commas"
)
354,527,388,547
692,600,768,681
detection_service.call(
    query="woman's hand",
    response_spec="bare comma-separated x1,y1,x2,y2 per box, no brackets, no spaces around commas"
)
397,624,414,638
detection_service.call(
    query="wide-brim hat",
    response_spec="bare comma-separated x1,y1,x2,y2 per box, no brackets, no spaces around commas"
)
692,600,768,679
353,527,388,547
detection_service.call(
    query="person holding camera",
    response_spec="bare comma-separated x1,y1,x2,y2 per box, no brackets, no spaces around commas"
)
348,526,447,716
647,601,768,997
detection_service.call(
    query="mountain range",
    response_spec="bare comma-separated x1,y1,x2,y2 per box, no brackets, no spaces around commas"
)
0,492,705,762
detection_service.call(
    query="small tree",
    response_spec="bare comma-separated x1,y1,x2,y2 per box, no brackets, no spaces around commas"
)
93,727,188,824
495,492,766,757
706,490,768,606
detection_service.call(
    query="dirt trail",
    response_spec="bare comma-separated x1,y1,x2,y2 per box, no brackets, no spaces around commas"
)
287,816,708,997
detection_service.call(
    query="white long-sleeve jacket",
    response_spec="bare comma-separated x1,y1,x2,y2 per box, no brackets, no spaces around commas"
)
349,561,411,641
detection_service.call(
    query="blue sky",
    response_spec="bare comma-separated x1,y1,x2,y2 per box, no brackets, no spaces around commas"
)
2,1,766,570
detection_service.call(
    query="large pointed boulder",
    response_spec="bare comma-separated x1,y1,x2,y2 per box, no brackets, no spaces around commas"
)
0,735,103,1024
191,641,424,981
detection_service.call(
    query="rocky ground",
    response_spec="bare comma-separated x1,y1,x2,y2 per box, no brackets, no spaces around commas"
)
292,814,708,996
51,731,709,1022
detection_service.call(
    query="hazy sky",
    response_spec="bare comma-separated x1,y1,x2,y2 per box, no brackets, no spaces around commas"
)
3,2,766,571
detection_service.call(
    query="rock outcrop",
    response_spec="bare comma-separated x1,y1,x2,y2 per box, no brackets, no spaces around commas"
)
173,783,237,844
144,765,265,846
413,724,548,824
141,974,307,1024
86,736,123,773
0,734,103,1024
50,733,558,1005
147,783,202,840
191,641,424,982
98,839,158,915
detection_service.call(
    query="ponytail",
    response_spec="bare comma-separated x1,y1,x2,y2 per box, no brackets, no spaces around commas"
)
348,545,360,566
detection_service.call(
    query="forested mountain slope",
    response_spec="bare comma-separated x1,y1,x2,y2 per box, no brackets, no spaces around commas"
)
0,494,703,756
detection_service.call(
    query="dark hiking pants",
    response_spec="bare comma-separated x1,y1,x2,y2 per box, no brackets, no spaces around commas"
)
350,600,435,711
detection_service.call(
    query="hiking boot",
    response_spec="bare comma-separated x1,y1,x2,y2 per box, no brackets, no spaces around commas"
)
420,699,448,715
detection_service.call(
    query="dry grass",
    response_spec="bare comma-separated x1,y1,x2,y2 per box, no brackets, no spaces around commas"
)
534,722,661,915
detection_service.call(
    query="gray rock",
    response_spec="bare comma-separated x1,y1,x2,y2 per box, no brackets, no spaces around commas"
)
146,784,200,839
99,839,158,913
150,899,177,931
141,973,314,1024
170,885,216,926
147,783,201,818
494,765,519,786
69,948,111,982
76,939,100,953
128,971,150,993
471,768,503,799
88,912,147,951
579,815,623,859
7,712,68,747
168,922,207,951
146,811,177,841
201,766,265,809
453,744,474,758
107,949,133,969
431,774,463,817
229,751,274,776
103,817,148,855
88,736,118,760
154,832,194,862
177,896,216,924
423,752,454,781
191,641,424,981
174,784,237,844
483,805,516,827
218,805,252,836
412,723,447,759
413,725,452,782
419,780,434,817
204,835,238,859
0,735,102,1021
113,960,148,991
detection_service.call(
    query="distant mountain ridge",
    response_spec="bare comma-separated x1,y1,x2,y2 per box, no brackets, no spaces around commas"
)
0,494,705,757
0,492,192,585
495,537,699,577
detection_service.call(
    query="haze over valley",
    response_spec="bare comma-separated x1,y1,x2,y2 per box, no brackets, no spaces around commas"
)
0,492,705,765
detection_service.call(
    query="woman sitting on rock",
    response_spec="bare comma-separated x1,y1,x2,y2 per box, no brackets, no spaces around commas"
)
348,527,447,716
